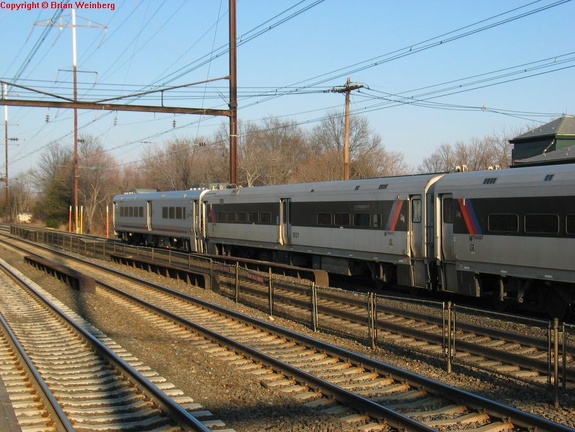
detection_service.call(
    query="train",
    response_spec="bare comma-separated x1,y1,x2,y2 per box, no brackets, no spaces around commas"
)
113,163,575,319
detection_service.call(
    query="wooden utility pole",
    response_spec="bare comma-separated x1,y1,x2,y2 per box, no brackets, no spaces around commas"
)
329,77,366,180
229,0,238,184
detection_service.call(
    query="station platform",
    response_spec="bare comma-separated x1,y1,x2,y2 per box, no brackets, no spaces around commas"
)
0,377,21,432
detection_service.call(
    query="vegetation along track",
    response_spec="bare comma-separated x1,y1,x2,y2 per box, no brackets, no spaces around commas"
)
4,239,572,431
0,259,222,432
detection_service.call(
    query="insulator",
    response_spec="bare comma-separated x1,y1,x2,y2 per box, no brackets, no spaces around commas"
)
172,119,176,128
45,114,50,123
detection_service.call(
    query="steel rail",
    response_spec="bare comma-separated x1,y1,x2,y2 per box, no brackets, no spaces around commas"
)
3,232,573,430
219,272,575,383
152,284,575,432
94,278,435,432
89,266,573,432
0,307,75,432
0,259,212,432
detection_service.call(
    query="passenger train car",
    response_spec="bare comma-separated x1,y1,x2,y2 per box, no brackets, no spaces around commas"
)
113,163,575,318
433,164,575,317
202,174,443,290
113,189,208,253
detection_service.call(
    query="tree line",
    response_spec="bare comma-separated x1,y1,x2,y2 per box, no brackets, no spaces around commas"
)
2,112,519,235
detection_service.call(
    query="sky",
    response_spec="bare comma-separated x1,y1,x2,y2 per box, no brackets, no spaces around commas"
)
0,0,574,180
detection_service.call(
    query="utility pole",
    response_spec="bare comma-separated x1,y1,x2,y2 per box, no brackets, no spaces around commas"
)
35,11,106,233
229,0,238,184
3,84,8,223
72,9,79,233
329,77,366,180
3,84,18,223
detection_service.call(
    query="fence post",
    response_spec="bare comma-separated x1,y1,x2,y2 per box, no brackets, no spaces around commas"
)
268,268,273,316
368,292,377,350
443,301,455,374
553,318,559,409
311,282,318,332
234,262,240,303
562,323,568,391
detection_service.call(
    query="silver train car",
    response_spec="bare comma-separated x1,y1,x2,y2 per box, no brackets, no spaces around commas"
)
113,189,208,253
433,164,575,317
113,163,575,317
202,174,443,291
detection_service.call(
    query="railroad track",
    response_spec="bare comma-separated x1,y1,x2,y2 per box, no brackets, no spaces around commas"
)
4,247,569,431
216,270,575,384
0,258,225,432
1,230,569,430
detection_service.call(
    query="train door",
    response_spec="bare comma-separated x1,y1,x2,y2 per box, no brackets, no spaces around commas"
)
439,194,457,291
191,199,205,253
146,201,152,231
409,195,426,287
279,198,291,245
189,200,197,252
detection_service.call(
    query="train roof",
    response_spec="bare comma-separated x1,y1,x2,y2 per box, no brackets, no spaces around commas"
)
113,189,207,202
205,173,445,201
434,163,575,197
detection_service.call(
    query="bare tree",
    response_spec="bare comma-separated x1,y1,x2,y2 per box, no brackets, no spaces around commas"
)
290,150,342,183
118,163,151,192
418,127,518,173
137,135,230,189
353,146,410,178
140,138,197,190
306,111,409,180
8,170,35,222
239,117,308,186
78,135,120,234
32,142,74,228
418,143,457,173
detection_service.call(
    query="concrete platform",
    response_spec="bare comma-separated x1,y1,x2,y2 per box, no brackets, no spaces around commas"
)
0,377,21,432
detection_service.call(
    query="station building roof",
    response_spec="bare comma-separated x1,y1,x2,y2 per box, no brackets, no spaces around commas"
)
510,115,575,166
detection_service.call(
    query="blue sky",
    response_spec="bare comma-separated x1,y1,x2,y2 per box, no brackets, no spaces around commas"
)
1,0,574,178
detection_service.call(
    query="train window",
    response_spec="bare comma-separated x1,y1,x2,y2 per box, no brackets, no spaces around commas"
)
488,214,518,233
412,199,422,223
162,207,168,218
139,207,144,218
217,212,226,222
169,207,176,219
249,212,259,223
260,212,272,224
128,207,134,217
176,207,183,219
525,214,559,234
238,212,247,222
373,214,381,228
227,212,236,222
317,213,331,226
443,198,454,223
334,213,350,226
566,215,575,235
354,213,370,227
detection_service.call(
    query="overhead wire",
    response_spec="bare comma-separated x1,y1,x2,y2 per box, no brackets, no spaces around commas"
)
5,0,574,172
